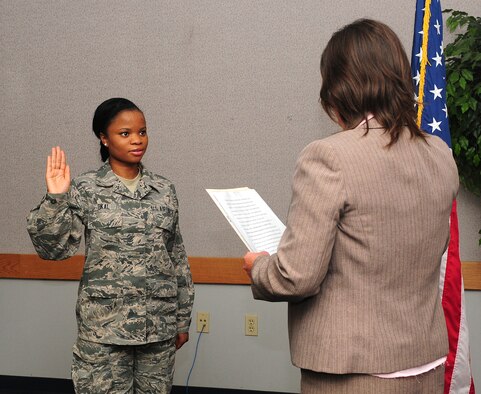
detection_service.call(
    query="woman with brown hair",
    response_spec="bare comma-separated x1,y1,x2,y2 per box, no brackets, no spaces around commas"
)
244,19,457,393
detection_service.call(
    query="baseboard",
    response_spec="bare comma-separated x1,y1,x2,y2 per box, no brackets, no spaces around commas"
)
0,375,74,393
172,387,295,394
0,375,295,394
172,388,293,393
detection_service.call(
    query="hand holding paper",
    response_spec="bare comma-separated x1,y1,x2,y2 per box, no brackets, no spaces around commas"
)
206,188,286,255
243,251,269,279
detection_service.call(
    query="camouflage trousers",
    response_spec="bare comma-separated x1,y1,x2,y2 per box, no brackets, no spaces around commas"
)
71,337,176,394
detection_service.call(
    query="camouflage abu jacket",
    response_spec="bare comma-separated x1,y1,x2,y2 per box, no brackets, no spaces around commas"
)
27,162,194,345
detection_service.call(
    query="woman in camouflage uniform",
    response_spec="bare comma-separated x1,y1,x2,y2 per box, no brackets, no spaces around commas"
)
27,98,194,393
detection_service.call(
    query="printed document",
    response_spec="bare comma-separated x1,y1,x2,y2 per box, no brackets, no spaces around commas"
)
206,188,286,255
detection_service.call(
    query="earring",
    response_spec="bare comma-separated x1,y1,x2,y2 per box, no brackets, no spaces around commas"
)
104,143,108,147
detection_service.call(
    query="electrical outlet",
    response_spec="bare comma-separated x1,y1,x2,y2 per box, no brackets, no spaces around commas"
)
196,312,210,333
245,314,258,336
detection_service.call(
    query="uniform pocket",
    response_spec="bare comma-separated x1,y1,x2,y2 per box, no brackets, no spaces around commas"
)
83,284,122,299
148,280,178,318
79,286,123,328
148,280,177,298
151,207,176,256
86,210,122,266
152,206,175,233
87,209,122,230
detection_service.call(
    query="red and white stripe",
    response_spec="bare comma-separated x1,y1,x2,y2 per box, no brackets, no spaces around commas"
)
440,200,475,394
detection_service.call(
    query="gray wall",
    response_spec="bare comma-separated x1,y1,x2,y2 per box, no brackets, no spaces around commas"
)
1,1,480,392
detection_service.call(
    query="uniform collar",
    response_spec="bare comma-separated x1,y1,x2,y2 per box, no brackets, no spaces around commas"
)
95,161,118,187
95,161,161,199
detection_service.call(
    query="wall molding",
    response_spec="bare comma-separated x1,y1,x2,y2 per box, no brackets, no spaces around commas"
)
461,261,481,290
0,254,480,290
0,254,250,284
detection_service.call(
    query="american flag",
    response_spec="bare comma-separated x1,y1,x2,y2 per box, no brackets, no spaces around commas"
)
411,0,475,393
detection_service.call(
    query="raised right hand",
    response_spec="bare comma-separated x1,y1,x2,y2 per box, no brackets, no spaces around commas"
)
46,146,71,194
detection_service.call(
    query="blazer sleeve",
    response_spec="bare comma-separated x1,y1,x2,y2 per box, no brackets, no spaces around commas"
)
251,140,346,302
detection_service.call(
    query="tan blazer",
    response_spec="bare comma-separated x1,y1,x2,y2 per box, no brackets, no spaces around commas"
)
251,120,458,374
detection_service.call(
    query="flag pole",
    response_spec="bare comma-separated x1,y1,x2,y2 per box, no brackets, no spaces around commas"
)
416,0,431,126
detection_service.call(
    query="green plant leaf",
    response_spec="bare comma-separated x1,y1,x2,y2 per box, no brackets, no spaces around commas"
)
469,99,477,111
473,154,480,167
461,69,474,81
459,136,469,150
454,143,461,156
444,9,481,202
449,71,460,83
